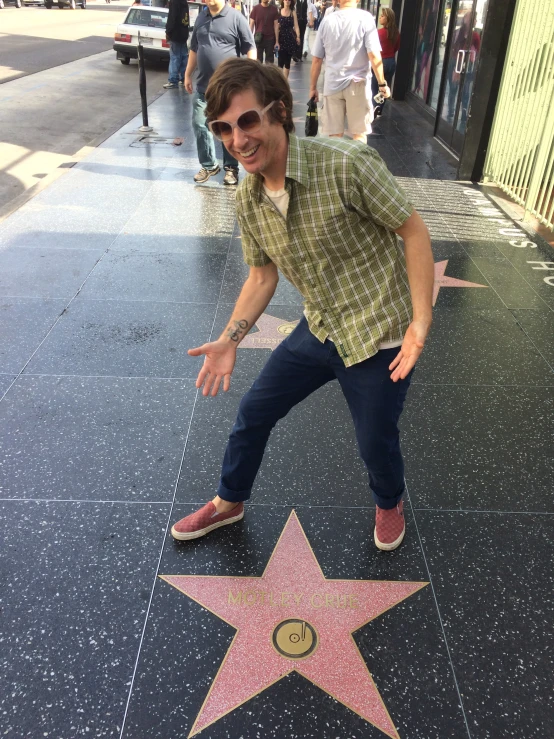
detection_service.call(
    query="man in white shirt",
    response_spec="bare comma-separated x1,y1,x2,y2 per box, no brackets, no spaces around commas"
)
303,0,318,57
309,0,390,140
325,0,339,13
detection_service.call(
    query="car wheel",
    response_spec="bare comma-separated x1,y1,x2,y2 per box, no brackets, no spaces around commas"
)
45,0,52,6
58,0,63,7
120,57,130,65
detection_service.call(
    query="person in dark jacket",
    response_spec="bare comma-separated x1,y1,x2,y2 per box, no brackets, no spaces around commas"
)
294,0,307,62
164,0,190,88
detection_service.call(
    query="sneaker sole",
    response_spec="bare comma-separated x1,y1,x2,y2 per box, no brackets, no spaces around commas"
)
171,509,244,541
374,525,405,551
194,166,220,184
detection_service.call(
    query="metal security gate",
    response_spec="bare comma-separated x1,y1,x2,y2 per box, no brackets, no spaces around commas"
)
483,0,554,230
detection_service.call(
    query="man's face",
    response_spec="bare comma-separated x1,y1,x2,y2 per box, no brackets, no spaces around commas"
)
220,89,287,179
261,0,269,5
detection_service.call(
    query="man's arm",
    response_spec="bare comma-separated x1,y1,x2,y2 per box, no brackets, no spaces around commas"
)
274,19,279,45
184,50,197,93
188,263,279,396
236,13,256,56
368,50,390,98
389,210,433,381
309,55,323,102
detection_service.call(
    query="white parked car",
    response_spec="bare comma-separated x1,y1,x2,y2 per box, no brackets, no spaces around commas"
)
114,2,204,66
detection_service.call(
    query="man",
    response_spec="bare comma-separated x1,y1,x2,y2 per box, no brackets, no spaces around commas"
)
171,59,434,552
310,0,390,141
163,0,190,89
249,0,279,65
184,0,256,185
325,0,339,14
294,0,308,62
303,0,318,57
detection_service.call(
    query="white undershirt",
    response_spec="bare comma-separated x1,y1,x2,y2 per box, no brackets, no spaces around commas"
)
262,185,403,352
263,184,290,217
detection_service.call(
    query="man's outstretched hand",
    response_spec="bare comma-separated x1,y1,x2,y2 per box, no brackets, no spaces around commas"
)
188,340,237,397
389,319,431,382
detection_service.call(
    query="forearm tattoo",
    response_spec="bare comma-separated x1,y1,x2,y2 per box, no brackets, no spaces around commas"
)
226,319,249,342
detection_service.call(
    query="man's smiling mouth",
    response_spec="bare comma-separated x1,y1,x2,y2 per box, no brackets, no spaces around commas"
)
239,144,260,159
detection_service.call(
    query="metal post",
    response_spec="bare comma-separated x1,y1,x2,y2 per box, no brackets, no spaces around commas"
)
137,31,153,133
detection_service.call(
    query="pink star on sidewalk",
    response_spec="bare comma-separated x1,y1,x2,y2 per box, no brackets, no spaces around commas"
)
161,512,427,737
239,313,299,351
433,260,488,305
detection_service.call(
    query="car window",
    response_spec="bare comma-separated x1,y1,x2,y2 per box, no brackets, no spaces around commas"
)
125,9,167,28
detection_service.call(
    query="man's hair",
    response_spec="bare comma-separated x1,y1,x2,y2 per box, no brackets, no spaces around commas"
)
205,58,294,134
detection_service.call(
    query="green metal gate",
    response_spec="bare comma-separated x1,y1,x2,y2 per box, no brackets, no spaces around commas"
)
483,0,554,231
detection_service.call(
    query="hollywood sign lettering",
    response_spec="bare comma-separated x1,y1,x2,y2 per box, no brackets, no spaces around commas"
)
462,189,554,287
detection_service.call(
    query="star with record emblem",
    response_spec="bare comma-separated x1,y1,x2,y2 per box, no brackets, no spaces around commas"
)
161,512,427,737
239,313,299,351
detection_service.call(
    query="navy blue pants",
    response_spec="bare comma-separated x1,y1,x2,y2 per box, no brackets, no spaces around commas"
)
217,317,412,510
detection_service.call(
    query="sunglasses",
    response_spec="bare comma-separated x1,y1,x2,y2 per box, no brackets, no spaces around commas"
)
208,101,276,142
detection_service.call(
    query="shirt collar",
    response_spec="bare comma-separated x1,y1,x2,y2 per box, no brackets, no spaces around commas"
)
249,134,310,203
208,3,229,18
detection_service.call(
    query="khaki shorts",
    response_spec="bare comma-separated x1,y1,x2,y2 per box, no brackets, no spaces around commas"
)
320,80,373,136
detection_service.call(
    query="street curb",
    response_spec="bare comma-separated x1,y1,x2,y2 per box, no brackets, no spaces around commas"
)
0,89,166,225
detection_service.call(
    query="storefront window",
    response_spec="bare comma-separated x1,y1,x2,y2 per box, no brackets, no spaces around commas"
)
429,0,452,111
411,0,441,102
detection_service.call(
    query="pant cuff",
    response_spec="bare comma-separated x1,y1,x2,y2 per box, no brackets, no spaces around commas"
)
372,491,404,510
217,482,251,503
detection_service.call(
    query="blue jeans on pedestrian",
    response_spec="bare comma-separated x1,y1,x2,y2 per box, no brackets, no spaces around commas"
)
168,41,188,84
371,57,397,114
192,92,238,170
217,317,413,510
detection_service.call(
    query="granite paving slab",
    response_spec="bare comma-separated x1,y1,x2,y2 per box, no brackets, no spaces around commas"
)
0,297,66,374
0,499,169,739
414,307,554,386
0,375,196,502
0,246,104,299
24,299,216,379
417,510,554,738
78,252,227,304
402,385,553,512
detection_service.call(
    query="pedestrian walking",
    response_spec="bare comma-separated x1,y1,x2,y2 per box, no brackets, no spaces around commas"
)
171,58,434,552
294,0,308,62
249,0,280,64
309,0,390,140
184,0,256,185
163,0,190,89
371,7,400,117
276,0,301,79
303,0,318,57
324,0,339,14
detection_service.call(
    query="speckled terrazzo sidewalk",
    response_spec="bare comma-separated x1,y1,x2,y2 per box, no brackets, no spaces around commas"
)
0,61,553,739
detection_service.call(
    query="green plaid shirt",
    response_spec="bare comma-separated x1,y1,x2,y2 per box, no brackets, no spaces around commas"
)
236,134,413,367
